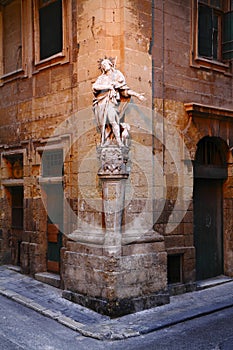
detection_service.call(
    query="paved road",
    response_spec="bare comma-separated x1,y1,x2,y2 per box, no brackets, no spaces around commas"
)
110,306,233,350
1,294,233,349
1,266,233,341
0,295,91,350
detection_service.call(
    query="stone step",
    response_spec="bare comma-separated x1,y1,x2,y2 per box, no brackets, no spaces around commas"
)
35,272,61,288
196,275,232,290
7,265,21,273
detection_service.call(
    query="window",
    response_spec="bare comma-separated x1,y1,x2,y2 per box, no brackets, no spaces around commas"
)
0,0,22,77
39,0,62,60
34,0,70,68
0,0,30,82
223,7,233,60
11,186,24,229
192,0,233,71
42,149,63,177
198,2,223,61
167,254,183,284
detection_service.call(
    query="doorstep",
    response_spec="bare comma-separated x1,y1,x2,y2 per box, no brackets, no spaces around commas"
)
35,271,61,288
196,275,232,290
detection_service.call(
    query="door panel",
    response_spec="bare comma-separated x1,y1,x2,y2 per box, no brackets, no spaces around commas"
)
194,179,223,280
46,184,63,273
47,224,59,243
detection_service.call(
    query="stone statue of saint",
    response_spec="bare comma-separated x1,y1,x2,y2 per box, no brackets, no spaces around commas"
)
92,57,145,147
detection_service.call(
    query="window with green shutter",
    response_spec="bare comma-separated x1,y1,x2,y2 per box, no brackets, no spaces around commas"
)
198,5,213,58
197,0,233,62
198,2,223,61
222,11,233,60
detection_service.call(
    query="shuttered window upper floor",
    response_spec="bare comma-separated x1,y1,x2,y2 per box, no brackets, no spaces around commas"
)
192,0,233,73
0,0,71,84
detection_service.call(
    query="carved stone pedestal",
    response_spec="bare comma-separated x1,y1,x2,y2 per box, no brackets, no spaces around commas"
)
97,145,129,253
62,146,169,317
62,238,169,317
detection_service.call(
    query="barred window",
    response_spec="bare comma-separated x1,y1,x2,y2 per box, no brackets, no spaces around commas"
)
42,149,63,177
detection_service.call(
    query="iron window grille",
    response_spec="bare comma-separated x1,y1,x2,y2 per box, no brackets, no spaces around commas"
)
42,149,63,177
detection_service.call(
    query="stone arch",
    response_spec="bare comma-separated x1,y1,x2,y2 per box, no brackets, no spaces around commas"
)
195,136,229,178
193,136,229,281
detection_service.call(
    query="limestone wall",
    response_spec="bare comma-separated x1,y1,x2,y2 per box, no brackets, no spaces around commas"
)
0,0,232,314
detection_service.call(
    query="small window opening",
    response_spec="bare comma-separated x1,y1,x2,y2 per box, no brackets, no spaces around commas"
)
3,154,23,179
168,254,183,284
11,186,24,229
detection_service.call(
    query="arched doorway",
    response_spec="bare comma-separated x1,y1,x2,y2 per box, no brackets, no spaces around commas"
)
194,137,228,281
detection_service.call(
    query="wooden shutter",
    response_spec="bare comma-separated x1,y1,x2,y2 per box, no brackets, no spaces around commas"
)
222,11,233,60
198,5,213,58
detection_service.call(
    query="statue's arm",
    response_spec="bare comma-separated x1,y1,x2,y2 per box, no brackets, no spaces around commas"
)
114,70,145,101
121,89,145,101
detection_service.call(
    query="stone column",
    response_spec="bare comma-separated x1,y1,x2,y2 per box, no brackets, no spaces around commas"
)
97,145,130,253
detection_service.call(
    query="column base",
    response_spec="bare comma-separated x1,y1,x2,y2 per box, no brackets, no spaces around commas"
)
62,289,170,318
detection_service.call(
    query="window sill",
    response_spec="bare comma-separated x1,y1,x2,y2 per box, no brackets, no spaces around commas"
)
38,176,63,184
0,69,27,85
191,56,232,75
33,50,69,73
1,179,24,186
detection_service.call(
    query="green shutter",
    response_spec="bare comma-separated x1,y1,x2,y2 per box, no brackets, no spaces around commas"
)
198,5,213,58
223,11,233,60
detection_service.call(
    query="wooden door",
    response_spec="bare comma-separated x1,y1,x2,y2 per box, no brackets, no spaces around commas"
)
46,184,63,273
194,179,223,280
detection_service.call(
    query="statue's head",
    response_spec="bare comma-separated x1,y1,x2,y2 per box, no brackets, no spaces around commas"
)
98,57,115,72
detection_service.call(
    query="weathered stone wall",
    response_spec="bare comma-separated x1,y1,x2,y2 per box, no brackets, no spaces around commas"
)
224,152,233,277
0,188,11,264
60,0,170,316
152,1,232,107
0,0,76,273
0,0,232,313
151,0,233,288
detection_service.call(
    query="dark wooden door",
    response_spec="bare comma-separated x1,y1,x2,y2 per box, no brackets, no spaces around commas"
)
194,179,223,280
46,184,63,273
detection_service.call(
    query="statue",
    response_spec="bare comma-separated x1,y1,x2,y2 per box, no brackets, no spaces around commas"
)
92,57,145,147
